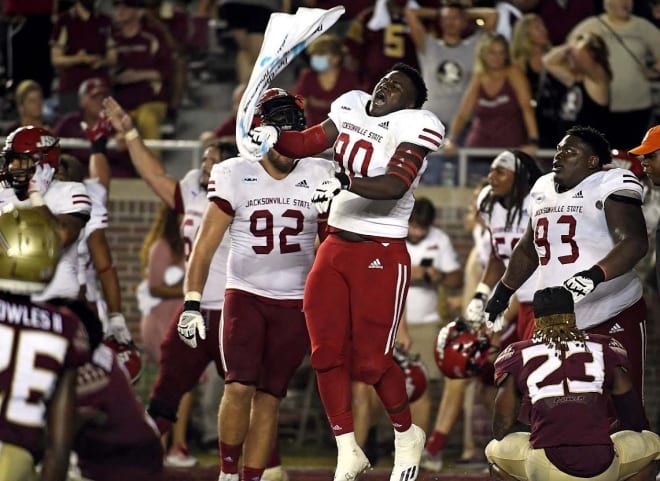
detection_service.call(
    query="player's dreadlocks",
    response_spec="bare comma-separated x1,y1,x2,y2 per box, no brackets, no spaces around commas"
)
532,286,585,354
479,149,543,230
390,63,428,109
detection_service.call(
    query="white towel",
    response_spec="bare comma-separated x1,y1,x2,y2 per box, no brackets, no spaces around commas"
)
367,0,420,31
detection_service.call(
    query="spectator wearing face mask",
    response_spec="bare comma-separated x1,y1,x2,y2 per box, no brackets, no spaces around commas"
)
294,34,360,127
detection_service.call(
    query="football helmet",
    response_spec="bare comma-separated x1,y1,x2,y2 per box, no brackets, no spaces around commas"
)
2,126,60,192
103,337,143,385
435,319,491,379
0,208,61,294
256,88,306,132
606,149,644,179
393,345,428,402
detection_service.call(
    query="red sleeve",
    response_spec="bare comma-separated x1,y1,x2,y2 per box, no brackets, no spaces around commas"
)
211,197,234,216
275,124,329,158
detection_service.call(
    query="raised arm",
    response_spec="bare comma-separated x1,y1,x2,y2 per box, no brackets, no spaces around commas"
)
102,97,178,208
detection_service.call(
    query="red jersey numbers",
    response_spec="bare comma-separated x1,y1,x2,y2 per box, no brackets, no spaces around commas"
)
250,209,304,255
334,133,373,176
534,215,579,265
492,236,520,260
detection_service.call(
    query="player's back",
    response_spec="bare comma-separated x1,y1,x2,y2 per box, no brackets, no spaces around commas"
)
494,333,629,449
0,292,90,458
75,344,162,481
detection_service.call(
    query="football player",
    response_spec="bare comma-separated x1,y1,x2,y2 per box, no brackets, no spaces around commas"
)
244,62,444,481
487,286,659,481
0,126,91,304
179,87,333,481
0,208,92,481
485,125,649,417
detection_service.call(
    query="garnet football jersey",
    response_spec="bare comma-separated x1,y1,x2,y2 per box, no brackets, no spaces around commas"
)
477,186,539,303
327,90,445,238
494,334,629,449
208,157,333,299
0,293,90,458
176,169,229,310
529,169,644,328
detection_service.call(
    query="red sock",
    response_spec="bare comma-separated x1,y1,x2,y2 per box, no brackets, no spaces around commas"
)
266,436,280,468
316,365,354,435
425,431,447,456
242,466,265,481
220,441,242,474
374,362,412,432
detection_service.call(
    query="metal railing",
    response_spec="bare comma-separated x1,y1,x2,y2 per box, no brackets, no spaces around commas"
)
2,136,557,187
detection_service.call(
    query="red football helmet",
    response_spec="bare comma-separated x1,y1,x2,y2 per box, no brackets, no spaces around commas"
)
393,345,428,403
435,319,491,379
605,149,644,179
103,337,143,385
255,88,306,132
2,126,60,191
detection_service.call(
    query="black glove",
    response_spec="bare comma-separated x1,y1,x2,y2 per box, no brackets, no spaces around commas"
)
485,281,515,322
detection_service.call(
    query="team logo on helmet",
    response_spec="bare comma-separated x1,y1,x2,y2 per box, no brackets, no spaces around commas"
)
2,126,61,192
255,88,306,132
393,345,428,402
435,319,491,379
102,337,143,385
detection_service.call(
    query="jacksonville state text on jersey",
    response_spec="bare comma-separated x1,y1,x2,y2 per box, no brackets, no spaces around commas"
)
529,169,644,329
477,185,539,303
176,169,229,310
208,156,334,299
327,90,445,238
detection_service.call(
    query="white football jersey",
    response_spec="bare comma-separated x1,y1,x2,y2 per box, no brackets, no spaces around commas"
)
327,90,445,238
33,180,92,302
477,186,539,303
529,169,644,329
405,227,460,324
78,179,109,303
208,156,333,299
177,169,229,310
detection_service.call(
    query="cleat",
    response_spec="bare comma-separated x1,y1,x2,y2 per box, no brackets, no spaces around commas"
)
390,424,425,481
334,445,371,481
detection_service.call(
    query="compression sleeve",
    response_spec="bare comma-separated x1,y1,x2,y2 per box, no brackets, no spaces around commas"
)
275,124,329,158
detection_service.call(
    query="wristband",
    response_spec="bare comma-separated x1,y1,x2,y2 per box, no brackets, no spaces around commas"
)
91,136,108,154
125,128,139,141
185,291,202,302
336,172,352,190
29,191,45,207
527,137,539,145
475,282,491,296
585,265,606,284
183,300,201,312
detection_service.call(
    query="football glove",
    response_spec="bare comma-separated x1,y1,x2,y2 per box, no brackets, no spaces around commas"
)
28,163,55,197
311,172,351,214
177,300,206,349
464,283,491,326
107,312,132,344
563,265,605,304
82,113,113,154
485,281,515,323
242,125,280,159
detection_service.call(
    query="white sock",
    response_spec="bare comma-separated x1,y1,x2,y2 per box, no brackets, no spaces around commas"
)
394,424,417,442
335,432,359,456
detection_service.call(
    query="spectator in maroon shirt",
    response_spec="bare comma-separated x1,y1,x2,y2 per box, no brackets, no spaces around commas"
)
199,83,246,146
344,0,421,91
295,34,360,127
111,0,173,140
53,78,136,178
50,0,117,115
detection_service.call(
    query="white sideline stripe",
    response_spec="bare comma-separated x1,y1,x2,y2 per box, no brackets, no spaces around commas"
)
220,309,227,373
386,263,408,354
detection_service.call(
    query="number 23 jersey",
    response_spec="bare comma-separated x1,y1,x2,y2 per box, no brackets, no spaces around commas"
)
208,156,334,299
529,169,643,329
327,90,445,238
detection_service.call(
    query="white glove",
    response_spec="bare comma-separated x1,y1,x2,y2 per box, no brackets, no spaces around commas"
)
177,309,206,349
465,294,488,325
107,312,132,344
311,173,350,214
563,274,596,304
28,163,55,196
242,126,280,159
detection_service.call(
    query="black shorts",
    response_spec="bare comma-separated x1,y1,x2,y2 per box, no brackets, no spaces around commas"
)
218,3,274,33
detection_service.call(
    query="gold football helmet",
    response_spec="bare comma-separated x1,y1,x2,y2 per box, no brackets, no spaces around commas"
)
0,208,61,294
